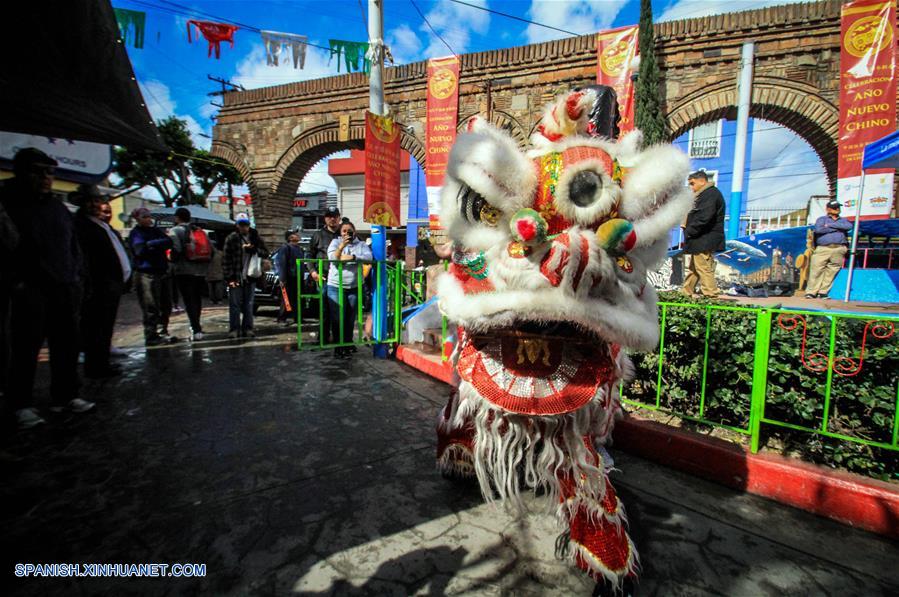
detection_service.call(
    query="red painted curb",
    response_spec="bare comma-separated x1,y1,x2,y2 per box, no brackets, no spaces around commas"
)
613,418,899,539
396,345,453,385
397,346,899,539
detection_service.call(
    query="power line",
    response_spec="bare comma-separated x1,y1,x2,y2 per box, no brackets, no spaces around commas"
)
447,0,583,37
410,0,456,56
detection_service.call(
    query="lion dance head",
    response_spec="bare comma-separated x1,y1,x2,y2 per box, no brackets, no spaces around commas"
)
434,86,692,588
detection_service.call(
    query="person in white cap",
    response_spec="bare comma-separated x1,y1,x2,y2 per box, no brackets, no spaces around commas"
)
223,213,268,338
806,200,852,299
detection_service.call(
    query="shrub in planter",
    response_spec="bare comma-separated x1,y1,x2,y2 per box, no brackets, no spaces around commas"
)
624,291,899,482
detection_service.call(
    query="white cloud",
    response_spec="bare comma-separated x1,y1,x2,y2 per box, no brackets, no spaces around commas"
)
746,121,827,212
198,101,219,121
387,24,423,64
138,79,210,150
658,0,808,23
299,159,337,194
232,42,346,89
525,0,628,44
419,0,490,58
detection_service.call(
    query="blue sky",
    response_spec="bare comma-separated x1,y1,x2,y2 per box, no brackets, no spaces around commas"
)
114,0,827,211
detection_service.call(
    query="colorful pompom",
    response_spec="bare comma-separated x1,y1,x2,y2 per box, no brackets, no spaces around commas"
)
509,208,548,245
596,218,636,254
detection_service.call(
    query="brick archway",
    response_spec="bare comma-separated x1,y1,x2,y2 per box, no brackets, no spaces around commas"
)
458,109,529,148
210,140,257,197
234,120,425,245
667,78,838,196
272,119,426,200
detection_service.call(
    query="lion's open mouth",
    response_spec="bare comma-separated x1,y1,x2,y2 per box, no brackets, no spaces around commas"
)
458,322,615,416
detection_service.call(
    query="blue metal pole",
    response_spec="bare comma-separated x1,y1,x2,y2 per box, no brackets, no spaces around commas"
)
371,225,389,358
729,41,755,241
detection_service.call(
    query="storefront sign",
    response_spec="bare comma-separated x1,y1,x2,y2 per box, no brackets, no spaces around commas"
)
838,0,897,219
596,25,639,135
425,55,460,229
0,131,112,181
363,111,401,227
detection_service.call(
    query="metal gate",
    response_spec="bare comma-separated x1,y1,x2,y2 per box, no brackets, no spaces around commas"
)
295,258,403,351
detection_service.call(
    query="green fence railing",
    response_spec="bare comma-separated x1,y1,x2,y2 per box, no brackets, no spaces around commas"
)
400,267,427,307
622,302,899,457
296,258,402,350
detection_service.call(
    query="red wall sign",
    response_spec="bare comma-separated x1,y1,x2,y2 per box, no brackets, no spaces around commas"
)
838,0,897,219
425,55,460,229
597,25,639,135
363,111,401,227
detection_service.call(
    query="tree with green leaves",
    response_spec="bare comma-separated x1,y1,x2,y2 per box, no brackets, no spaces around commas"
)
635,0,667,146
114,116,241,207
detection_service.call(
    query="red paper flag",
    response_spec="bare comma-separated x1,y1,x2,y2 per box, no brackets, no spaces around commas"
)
187,20,238,59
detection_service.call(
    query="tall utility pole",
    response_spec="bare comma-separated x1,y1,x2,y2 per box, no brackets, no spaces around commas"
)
368,0,389,358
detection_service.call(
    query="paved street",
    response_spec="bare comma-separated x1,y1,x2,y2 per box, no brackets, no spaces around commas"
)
2,297,898,596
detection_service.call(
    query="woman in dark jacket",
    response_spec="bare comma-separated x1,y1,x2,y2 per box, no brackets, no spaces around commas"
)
274,229,304,325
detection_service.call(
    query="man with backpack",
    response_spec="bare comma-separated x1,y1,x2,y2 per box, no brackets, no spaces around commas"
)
169,207,214,341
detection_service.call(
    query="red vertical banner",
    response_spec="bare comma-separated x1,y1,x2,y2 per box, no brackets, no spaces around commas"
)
597,26,639,135
838,0,896,219
426,56,460,229
364,111,401,227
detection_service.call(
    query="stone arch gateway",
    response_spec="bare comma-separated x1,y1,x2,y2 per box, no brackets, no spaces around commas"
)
213,0,856,245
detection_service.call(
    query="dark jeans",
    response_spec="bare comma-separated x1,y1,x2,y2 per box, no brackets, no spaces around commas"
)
135,271,172,339
175,274,205,333
278,275,298,323
326,285,357,345
81,281,124,374
228,281,255,333
7,281,81,409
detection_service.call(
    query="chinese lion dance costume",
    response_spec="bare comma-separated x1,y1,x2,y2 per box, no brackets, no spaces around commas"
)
435,86,692,591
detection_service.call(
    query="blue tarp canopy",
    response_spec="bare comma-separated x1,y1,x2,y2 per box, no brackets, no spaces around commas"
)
862,129,899,169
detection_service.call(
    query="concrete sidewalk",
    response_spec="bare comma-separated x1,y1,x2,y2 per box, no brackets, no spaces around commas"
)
2,309,897,595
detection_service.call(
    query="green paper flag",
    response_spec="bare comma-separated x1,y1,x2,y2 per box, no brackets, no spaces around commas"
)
328,40,370,74
114,8,146,49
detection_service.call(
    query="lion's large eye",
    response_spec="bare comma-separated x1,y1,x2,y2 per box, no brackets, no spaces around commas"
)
457,185,499,225
568,170,603,207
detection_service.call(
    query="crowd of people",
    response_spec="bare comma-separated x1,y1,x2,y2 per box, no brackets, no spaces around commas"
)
0,148,387,431
0,148,277,431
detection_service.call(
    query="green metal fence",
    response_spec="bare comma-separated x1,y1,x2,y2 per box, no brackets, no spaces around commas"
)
295,258,402,350
400,267,427,307
622,302,899,456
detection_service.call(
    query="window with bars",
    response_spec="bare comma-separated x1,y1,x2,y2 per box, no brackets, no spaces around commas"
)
688,121,722,159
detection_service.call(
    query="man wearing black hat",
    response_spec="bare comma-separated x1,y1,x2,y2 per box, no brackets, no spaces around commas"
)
806,200,852,299
0,148,93,429
307,206,341,344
